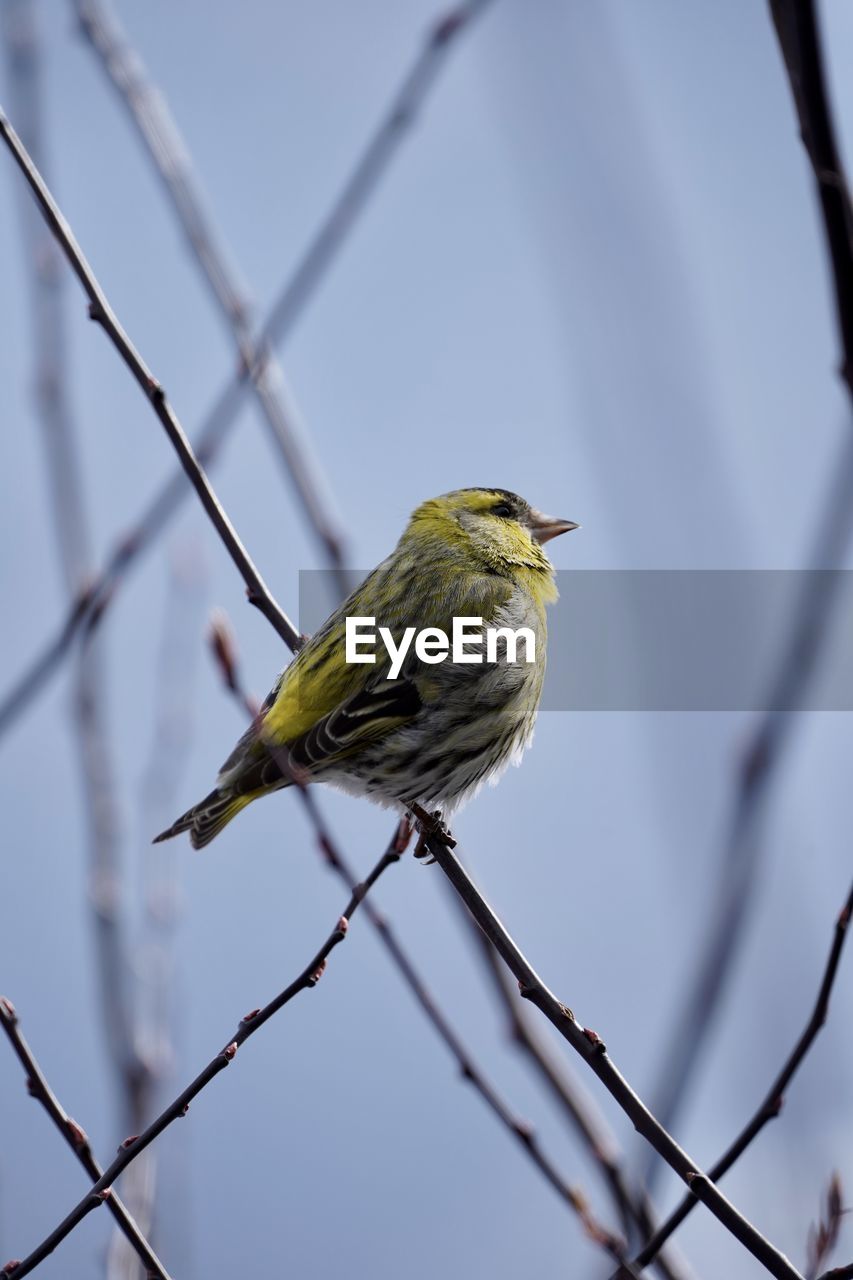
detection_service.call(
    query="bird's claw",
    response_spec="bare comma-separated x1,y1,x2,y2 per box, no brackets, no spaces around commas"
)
408,804,456,861
413,831,436,863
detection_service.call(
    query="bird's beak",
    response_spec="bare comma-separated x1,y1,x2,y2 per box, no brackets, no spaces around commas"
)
529,509,580,544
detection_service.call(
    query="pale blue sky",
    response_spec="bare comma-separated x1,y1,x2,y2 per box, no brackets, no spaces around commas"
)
2,2,853,1277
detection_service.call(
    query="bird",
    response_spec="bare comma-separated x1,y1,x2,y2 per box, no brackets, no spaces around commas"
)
153,488,578,849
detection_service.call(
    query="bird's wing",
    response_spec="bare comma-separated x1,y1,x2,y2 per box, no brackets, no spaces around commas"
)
214,670,423,795
289,674,422,770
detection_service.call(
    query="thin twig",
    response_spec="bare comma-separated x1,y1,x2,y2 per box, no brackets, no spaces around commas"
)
451,898,686,1280
0,104,301,652
0,998,171,1280
0,0,494,742
643,0,853,1172
294,807,636,1274
629,883,853,1274
770,0,853,398
414,814,804,1280
0,832,403,1278
208,612,637,1272
73,0,350,597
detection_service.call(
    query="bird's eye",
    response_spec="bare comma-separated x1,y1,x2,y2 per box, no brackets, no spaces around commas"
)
492,503,513,518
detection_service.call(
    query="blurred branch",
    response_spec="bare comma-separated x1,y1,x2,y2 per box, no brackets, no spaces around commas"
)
2,3,87,581
208,611,637,1272
415,814,805,1280
231,0,495,347
0,828,407,1278
0,585,94,736
0,997,171,1280
107,549,206,1280
643,0,853,1172
2,0,153,1211
0,0,493,742
630,882,853,1274
73,0,350,597
806,1175,847,1280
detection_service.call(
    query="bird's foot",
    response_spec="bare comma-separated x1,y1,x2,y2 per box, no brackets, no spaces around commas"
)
413,830,435,863
408,804,456,862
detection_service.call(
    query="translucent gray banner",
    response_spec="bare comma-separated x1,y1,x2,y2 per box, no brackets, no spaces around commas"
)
297,570,853,711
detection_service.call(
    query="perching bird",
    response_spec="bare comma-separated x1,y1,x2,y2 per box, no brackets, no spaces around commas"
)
154,488,577,849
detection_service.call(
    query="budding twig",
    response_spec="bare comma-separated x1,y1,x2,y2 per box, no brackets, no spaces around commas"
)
0,998,171,1280
0,103,301,654
414,808,805,1280
449,894,686,1280
0,836,401,1278
630,884,853,1273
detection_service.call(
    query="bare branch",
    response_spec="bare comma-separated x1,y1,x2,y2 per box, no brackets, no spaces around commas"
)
0,832,403,1278
314,846,640,1271
0,0,494,741
0,998,171,1280
770,0,853,398
72,0,351,596
644,0,853,1168
451,899,687,1280
630,883,853,1273
0,103,302,652
415,812,805,1280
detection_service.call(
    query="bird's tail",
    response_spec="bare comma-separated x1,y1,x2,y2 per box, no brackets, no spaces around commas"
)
152,787,253,850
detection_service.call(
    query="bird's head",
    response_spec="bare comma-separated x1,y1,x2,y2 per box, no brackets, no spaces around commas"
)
403,488,579,576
